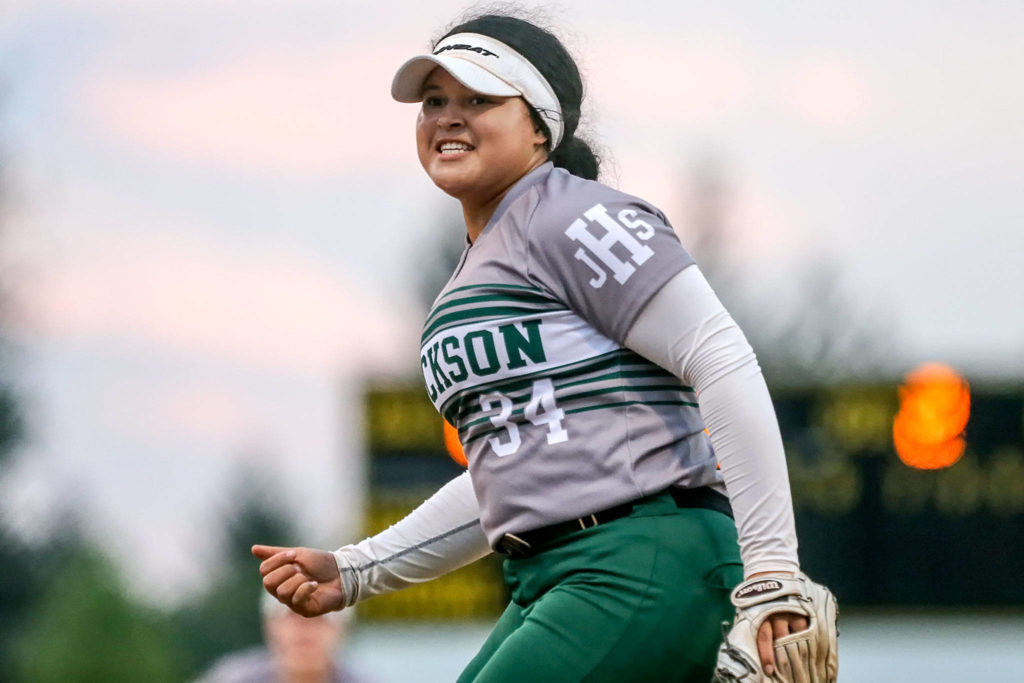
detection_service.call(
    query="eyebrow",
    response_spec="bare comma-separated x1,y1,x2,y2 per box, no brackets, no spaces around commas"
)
422,83,442,92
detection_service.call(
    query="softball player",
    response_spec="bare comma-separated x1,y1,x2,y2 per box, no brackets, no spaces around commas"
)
255,12,837,683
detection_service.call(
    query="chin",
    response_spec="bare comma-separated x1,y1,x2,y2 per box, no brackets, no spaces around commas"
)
428,169,477,199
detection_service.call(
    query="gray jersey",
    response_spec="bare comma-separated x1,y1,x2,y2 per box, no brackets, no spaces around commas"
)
419,163,722,546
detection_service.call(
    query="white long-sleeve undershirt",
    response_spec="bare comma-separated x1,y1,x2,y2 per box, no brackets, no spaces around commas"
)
333,265,798,605
623,265,799,576
332,469,488,608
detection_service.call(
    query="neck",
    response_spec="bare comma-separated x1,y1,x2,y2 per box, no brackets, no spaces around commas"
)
461,157,547,242
282,665,332,683
462,193,505,243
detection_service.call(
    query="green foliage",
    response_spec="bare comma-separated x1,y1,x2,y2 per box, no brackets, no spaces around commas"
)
413,205,468,315
9,544,181,683
171,467,296,679
0,86,30,682
0,469,300,682
0,527,40,682
0,385,20,468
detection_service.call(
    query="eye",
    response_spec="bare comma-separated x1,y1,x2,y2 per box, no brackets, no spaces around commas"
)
469,95,493,106
423,95,445,109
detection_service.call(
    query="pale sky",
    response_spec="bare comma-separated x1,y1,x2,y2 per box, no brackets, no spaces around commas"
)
1,0,1022,602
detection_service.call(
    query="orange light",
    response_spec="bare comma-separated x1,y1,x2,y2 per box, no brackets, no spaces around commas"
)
443,419,468,468
892,363,970,469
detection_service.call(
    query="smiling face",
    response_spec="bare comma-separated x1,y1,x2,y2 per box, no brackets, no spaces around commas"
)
416,68,549,207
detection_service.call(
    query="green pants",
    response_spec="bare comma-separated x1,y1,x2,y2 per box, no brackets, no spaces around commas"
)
458,492,742,683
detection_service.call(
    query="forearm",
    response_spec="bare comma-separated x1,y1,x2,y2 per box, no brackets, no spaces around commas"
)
624,265,799,576
333,471,492,606
694,356,800,575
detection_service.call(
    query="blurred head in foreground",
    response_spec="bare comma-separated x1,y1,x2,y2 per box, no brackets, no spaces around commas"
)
194,592,358,683
261,591,351,682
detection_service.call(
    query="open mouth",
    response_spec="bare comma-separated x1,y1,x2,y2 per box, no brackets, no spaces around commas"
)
437,141,475,157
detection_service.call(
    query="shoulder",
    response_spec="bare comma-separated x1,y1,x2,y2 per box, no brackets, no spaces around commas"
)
192,648,275,683
526,167,670,239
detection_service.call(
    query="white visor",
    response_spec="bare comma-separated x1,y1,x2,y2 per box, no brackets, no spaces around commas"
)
391,32,565,149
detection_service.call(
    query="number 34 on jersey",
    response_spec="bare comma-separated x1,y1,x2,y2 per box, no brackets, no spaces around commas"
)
478,378,568,457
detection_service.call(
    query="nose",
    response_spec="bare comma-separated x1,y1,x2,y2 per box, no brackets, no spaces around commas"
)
436,103,465,131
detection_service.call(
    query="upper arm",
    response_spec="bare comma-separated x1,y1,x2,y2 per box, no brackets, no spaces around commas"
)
623,265,755,389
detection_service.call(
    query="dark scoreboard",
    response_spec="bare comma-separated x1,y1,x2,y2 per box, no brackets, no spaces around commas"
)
361,383,1024,619
777,387,1024,606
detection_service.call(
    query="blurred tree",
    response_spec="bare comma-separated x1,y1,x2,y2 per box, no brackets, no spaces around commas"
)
680,156,893,387
0,90,22,472
412,204,467,315
0,526,46,682
0,83,21,464
0,519,87,682
171,464,296,679
10,541,180,683
0,80,32,683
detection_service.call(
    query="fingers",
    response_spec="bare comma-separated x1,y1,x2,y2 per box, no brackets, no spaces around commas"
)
257,550,297,578
760,613,802,677
772,615,792,640
274,570,312,603
291,579,320,607
757,620,776,676
253,545,343,619
759,613,813,679
262,563,299,593
260,557,322,613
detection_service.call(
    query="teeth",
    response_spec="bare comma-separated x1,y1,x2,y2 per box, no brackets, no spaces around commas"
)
439,142,472,154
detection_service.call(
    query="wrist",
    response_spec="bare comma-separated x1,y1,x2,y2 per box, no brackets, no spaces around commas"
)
744,560,800,580
332,547,359,608
747,570,795,579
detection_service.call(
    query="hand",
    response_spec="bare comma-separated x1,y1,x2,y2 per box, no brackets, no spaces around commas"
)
714,571,837,683
251,545,346,617
748,571,810,678
757,612,810,677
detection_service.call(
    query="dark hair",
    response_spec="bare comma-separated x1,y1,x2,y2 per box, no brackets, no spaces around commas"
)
436,13,601,180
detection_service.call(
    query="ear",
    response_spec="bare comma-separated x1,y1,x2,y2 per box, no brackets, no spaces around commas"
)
532,125,549,148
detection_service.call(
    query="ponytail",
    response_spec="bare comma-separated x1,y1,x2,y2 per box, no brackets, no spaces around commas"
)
550,136,600,181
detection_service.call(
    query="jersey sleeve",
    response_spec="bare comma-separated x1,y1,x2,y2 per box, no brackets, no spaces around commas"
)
524,179,695,344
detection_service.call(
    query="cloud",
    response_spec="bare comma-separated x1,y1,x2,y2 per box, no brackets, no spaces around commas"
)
601,149,808,270
113,377,271,443
25,235,417,375
587,42,748,126
77,40,421,177
787,60,871,131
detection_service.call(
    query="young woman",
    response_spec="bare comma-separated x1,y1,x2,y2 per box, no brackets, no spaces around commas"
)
254,12,836,682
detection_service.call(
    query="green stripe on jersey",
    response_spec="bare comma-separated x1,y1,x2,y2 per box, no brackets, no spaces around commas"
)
559,384,699,404
564,399,700,415
559,369,694,393
442,349,692,423
460,385,698,429
422,304,564,344
462,399,701,445
424,291,563,329
441,282,547,297
444,350,632,422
